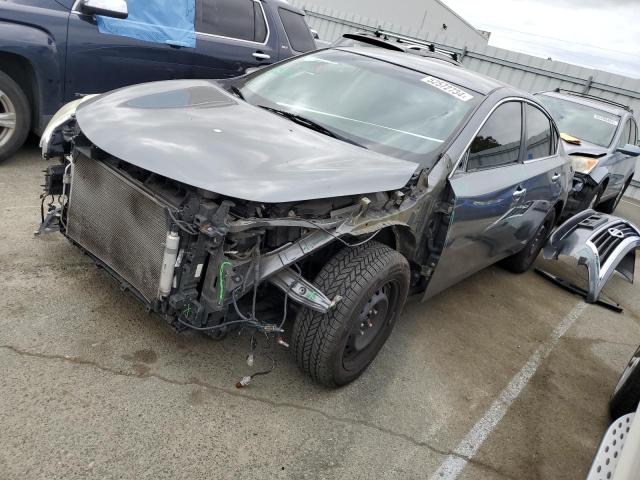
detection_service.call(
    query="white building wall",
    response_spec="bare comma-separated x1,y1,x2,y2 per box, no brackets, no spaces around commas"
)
293,0,488,46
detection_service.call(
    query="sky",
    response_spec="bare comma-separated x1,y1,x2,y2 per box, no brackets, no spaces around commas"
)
442,0,640,79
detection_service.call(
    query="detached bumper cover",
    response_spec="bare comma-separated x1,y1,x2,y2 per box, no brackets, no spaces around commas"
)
543,210,640,302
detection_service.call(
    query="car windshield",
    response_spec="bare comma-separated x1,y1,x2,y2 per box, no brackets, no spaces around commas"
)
537,94,620,148
239,49,481,164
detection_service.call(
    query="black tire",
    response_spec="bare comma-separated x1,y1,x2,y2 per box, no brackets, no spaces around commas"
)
291,242,410,387
588,183,605,211
0,70,31,163
598,177,632,214
501,209,556,274
610,346,640,419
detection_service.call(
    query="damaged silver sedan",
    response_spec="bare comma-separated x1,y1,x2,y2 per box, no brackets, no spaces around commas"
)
39,45,572,387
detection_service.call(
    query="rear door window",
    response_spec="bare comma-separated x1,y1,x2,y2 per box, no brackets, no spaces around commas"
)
631,119,638,145
467,102,523,171
278,8,316,52
198,0,267,42
525,104,553,160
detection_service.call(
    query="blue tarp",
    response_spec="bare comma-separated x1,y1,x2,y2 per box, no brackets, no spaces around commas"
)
96,0,196,48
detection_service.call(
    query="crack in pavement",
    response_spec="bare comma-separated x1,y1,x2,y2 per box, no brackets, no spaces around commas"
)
0,344,519,479
0,346,445,449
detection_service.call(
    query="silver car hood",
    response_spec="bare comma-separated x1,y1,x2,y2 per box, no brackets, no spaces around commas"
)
75,80,419,203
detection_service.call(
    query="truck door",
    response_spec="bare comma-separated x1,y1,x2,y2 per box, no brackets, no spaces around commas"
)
424,101,530,299
65,3,194,101
191,0,278,79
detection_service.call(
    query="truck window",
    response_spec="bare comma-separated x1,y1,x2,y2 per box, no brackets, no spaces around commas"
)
198,0,267,43
278,8,315,52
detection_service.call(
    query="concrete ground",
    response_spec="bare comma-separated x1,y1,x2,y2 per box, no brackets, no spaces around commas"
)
2,143,640,480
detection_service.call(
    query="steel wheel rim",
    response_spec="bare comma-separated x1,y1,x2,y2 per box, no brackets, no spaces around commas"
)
342,281,399,372
0,90,17,148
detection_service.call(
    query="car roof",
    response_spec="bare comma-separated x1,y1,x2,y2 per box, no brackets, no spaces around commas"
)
264,0,304,12
537,91,630,117
335,46,509,96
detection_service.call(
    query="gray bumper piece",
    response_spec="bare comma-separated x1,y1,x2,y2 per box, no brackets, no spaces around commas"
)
543,209,640,303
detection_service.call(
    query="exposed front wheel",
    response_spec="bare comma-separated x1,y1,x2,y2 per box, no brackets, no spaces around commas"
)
291,242,410,387
0,71,31,163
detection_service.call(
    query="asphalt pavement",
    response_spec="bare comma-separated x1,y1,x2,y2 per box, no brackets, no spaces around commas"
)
1,143,640,479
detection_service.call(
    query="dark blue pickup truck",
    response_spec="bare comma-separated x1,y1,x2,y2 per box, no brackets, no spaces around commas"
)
0,0,316,162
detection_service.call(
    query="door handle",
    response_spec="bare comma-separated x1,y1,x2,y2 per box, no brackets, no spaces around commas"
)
252,52,271,60
551,173,561,182
512,187,527,199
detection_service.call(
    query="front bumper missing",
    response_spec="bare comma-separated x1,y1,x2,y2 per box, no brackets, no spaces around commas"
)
269,267,341,313
543,210,640,303
563,174,598,219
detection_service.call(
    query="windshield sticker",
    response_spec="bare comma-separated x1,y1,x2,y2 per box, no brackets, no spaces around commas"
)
593,114,619,126
421,76,474,102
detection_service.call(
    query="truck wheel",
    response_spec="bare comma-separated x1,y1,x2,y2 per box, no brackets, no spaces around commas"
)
0,70,31,163
610,346,640,419
598,177,632,214
501,209,556,274
291,242,410,387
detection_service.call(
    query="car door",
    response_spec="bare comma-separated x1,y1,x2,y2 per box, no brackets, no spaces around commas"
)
191,0,278,79
65,2,194,101
424,100,532,299
517,103,567,241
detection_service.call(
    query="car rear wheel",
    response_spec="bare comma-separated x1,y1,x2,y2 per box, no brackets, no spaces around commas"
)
501,209,556,274
291,242,410,387
0,71,30,163
598,177,632,214
610,346,640,419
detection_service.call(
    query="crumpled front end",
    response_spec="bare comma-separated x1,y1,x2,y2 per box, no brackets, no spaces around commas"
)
38,110,431,338
544,209,640,302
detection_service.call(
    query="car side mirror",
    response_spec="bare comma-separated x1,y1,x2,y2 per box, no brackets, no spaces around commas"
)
79,0,128,20
616,143,640,157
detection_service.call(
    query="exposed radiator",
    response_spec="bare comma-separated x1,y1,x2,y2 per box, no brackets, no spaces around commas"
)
66,153,169,302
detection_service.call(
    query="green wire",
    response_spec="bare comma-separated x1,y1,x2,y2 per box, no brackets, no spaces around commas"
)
218,261,232,305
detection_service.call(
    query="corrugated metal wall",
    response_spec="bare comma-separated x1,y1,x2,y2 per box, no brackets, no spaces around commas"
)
293,2,640,200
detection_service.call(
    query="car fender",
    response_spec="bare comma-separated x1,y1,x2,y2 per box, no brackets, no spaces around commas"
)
0,17,66,132
589,165,610,187
543,210,640,302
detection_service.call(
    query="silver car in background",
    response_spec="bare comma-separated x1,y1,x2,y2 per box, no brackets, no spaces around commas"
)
537,89,640,217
